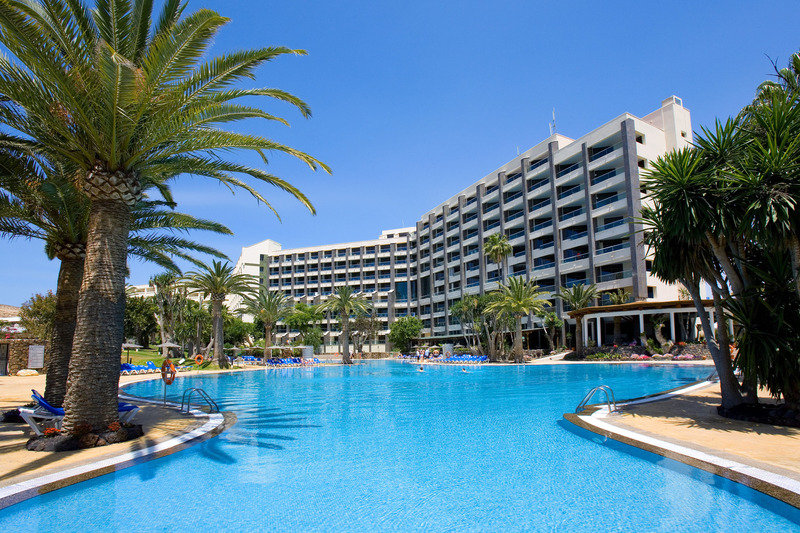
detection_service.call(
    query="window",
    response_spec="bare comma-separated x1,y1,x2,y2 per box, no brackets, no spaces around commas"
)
647,286,655,299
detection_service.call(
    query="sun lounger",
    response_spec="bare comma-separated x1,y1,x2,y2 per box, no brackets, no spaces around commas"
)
19,390,140,436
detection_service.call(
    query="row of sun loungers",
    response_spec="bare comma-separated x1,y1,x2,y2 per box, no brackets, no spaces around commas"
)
120,361,191,375
18,390,139,436
265,357,322,366
438,355,489,363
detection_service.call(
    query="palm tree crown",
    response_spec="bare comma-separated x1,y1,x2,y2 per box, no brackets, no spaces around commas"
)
486,277,548,362
484,233,512,281
241,289,290,355
183,260,255,301
317,287,371,364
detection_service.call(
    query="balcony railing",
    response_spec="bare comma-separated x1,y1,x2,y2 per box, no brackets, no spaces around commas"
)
484,220,500,231
558,185,581,199
531,219,553,232
557,162,581,177
528,179,548,192
564,230,588,240
533,261,555,271
596,242,629,255
506,229,524,240
559,208,585,222
503,190,523,203
594,194,625,209
505,210,524,223
589,142,623,162
563,253,588,263
528,158,548,172
514,249,526,258
591,169,622,186
564,278,589,288
595,219,627,233
529,199,550,211
597,270,632,282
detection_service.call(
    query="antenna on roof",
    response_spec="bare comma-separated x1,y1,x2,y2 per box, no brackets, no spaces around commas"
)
549,107,557,135
516,145,520,155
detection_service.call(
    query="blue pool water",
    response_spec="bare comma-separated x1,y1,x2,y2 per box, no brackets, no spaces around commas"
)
2,361,799,531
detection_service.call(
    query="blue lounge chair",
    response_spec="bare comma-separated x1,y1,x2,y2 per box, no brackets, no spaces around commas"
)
19,390,140,436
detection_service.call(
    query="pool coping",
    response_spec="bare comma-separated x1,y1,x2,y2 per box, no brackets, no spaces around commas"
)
564,381,800,509
0,394,232,511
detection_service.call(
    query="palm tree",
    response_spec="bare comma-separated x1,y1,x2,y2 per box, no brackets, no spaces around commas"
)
241,290,290,357
556,283,598,355
317,287,371,364
605,289,631,344
0,161,230,406
183,261,255,368
486,277,548,363
0,0,328,432
484,234,512,283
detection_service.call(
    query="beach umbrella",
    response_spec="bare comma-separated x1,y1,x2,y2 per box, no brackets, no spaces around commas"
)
121,342,142,363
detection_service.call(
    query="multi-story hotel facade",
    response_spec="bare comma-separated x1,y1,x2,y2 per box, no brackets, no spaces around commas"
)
231,96,693,351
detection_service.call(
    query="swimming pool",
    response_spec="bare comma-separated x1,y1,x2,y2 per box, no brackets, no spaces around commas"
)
2,361,798,531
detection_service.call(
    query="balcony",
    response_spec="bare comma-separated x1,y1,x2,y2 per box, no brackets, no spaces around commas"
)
506,228,525,240
504,210,524,223
528,158,547,173
557,162,580,178
564,230,588,241
503,190,523,203
589,141,623,162
533,261,555,271
557,185,581,200
484,220,500,232
563,252,588,264
559,208,585,222
595,219,627,233
531,219,553,232
564,278,589,288
596,242,629,255
527,179,548,193
597,270,632,282
529,199,550,212
591,169,622,186
594,194,625,209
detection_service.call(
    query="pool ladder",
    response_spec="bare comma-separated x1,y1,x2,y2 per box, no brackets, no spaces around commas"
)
575,385,618,414
180,387,220,413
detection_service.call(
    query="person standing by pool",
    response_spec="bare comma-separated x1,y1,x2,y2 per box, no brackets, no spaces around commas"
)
424,347,430,359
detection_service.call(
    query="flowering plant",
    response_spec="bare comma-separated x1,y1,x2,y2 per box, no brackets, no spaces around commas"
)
43,427,60,437
107,422,121,432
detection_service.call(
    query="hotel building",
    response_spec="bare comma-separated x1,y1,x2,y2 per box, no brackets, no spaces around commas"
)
233,97,693,351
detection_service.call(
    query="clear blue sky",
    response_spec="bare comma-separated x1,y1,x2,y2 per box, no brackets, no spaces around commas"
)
2,0,799,305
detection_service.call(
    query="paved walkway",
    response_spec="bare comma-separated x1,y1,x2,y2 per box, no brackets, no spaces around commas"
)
611,382,800,482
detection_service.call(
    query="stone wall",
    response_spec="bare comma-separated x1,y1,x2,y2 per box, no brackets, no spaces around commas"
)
0,337,48,375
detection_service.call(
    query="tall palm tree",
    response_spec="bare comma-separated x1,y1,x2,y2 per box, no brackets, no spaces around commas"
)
0,161,230,406
605,288,631,344
556,283,598,355
183,260,255,368
0,0,327,432
317,287,371,364
484,233,512,283
241,290,290,357
486,277,548,363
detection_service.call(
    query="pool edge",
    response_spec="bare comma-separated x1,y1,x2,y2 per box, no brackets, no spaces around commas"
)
564,382,800,510
0,397,234,511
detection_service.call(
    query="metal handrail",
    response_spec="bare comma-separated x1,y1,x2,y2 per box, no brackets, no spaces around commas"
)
575,385,618,414
181,387,220,413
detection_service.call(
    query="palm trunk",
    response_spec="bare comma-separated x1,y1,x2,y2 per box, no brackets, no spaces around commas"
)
574,318,584,354
212,299,227,368
789,235,800,299
513,318,523,363
62,199,130,433
684,279,742,409
44,256,84,408
263,324,272,357
544,326,555,352
341,321,352,364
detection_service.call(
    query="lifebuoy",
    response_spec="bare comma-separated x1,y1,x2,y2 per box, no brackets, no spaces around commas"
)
194,354,204,365
161,359,176,385
445,351,451,357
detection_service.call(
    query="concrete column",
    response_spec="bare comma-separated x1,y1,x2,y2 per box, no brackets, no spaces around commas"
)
457,195,466,297
476,183,487,294
547,141,562,317
442,205,450,335
520,157,532,282
621,118,646,300
669,312,676,341
583,316,590,348
580,143,597,284
638,313,645,336
596,316,602,346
